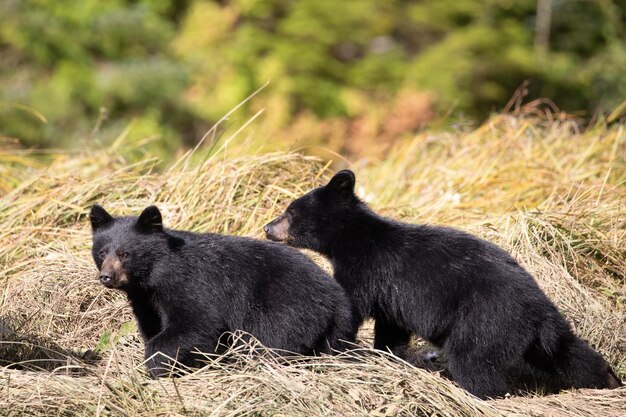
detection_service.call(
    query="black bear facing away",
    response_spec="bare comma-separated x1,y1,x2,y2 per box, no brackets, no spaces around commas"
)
264,170,622,399
90,204,355,377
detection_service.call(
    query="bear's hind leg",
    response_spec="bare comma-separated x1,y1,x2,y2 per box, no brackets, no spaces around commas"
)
312,309,358,355
551,336,623,390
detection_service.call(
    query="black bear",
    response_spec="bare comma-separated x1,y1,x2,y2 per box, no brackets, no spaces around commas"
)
264,170,622,399
89,204,356,377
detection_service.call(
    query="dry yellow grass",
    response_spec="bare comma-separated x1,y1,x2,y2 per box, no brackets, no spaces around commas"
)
0,112,624,416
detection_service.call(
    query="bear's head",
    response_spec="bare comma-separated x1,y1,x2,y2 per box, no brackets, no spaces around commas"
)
264,170,362,254
89,204,167,290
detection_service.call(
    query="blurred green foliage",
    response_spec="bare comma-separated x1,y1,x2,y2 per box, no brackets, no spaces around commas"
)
1,0,624,151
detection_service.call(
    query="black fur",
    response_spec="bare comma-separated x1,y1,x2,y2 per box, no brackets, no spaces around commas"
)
90,204,355,377
264,170,622,399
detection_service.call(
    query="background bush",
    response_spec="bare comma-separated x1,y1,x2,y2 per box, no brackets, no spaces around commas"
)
1,0,625,155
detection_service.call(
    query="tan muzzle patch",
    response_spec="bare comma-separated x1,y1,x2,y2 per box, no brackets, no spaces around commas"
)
264,214,290,242
99,255,129,288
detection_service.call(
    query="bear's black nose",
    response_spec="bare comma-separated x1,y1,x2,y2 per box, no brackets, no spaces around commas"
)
99,272,112,284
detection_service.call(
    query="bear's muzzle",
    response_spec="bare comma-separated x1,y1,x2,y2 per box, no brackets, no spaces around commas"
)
98,255,129,289
264,214,290,242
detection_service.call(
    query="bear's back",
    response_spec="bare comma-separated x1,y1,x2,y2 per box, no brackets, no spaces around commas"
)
159,229,343,304
396,223,561,323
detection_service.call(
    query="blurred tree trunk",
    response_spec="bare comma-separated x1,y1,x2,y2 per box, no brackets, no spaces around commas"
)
535,0,552,53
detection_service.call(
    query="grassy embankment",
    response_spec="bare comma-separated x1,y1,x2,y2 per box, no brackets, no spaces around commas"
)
0,112,624,416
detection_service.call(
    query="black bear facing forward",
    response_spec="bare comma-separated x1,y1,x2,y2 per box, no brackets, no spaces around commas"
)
264,170,622,399
90,204,356,377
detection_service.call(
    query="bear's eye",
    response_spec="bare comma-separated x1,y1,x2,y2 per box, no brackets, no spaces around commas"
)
98,249,107,260
118,251,129,261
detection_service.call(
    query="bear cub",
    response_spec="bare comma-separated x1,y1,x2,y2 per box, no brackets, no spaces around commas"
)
90,204,355,377
264,170,622,399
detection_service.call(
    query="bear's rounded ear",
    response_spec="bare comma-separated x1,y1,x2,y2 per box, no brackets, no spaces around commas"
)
90,204,113,231
326,170,356,198
137,205,163,232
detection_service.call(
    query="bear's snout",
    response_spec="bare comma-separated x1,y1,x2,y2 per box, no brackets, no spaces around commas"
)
99,271,113,286
98,255,129,289
264,215,290,242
